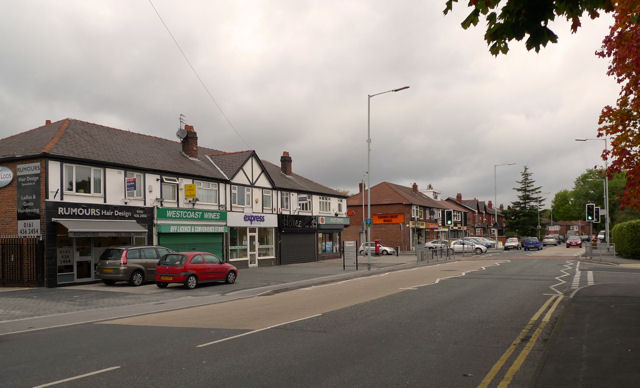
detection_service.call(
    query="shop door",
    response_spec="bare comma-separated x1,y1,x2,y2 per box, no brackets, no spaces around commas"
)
74,237,93,281
248,228,258,267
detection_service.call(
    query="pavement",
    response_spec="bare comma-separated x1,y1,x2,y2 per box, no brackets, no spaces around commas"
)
533,251,640,387
2,248,640,386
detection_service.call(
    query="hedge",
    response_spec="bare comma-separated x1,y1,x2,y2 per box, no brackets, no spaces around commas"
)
611,219,640,259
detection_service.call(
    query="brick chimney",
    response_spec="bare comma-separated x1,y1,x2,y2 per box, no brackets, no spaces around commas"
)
45,120,51,125
500,204,504,211
456,193,462,202
412,182,418,193
182,124,198,158
488,201,493,209
359,182,365,193
280,151,292,175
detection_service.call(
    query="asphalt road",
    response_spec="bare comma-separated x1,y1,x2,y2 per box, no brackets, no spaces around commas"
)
0,250,587,388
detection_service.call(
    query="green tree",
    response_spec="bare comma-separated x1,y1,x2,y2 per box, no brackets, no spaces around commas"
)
551,168,640,227
443,0,613,55
551,189,579,221
505,166,545,237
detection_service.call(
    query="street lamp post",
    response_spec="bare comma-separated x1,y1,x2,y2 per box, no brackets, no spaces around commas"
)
367,86,409,270
494,163,516,248
575,138,610,244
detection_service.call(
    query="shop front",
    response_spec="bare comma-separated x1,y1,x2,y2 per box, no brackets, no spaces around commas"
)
45,202,153,286
155,207,227,258
409,220,426,248
317,216,350,259
278,214,317,265
227,212,277,268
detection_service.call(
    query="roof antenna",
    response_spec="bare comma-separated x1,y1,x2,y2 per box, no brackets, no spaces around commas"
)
176,113,187,140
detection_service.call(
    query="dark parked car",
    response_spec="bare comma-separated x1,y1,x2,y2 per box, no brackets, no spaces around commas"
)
522,237,543,251
96,245,173,286
155,252,238,289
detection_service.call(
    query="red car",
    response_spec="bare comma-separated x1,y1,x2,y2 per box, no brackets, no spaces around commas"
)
566,236,583,248
155,252,238,289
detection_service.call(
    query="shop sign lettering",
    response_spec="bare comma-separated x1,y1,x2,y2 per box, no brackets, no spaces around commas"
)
157,224,227,233
157,207,226,221
243,214,265,224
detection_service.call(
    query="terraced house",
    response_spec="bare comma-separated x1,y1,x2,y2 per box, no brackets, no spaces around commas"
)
0,119,347,287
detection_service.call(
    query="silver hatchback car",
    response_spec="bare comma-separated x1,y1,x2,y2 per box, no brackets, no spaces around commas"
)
96,245,173,286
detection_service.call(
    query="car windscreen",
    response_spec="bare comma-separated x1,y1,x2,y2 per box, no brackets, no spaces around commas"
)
158,254,185,266
99,249,124,261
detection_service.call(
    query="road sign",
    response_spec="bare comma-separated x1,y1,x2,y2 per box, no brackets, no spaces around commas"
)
365,218,372,226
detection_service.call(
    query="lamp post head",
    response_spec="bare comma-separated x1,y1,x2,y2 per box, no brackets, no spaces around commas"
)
392,86,410,92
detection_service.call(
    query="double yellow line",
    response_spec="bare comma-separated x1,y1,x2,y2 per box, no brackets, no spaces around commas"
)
478,294,564,388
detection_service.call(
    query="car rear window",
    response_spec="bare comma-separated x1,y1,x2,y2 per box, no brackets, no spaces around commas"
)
159,254,185,266
99,249,124,261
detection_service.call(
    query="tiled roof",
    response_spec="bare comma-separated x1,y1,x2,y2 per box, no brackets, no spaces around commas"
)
0,119,226,180
347,182,446,208
262,161,345,197
208,150,254,179
445,198,477,212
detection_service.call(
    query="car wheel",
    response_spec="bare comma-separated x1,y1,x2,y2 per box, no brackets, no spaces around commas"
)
102,279,116,286
475,247,482,254
225,271,237,284
381,250,389,255
184,275,198,289
359,250,365,255
129,271,144,286
156,282,168,288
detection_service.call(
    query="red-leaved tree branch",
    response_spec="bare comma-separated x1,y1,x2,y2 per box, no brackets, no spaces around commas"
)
597,0,640,209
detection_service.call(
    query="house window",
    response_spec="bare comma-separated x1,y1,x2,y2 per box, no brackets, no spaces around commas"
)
64,164,102,195
125,172,143,199
263,189,272,209
298,194,311,212
418,207,424,219
319,196,331,213
454,212,461,222
231,185,251,207
338,199,343,213
280,192,290,210
195,181,218,204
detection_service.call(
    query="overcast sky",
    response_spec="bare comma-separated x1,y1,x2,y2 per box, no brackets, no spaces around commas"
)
0,1,617,209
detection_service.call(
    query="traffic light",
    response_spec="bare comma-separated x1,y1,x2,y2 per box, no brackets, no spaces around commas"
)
586,203,595,222
445,210,453,226
594,207,600,223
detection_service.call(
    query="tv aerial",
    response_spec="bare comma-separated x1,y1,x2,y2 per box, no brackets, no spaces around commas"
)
176,113,187,140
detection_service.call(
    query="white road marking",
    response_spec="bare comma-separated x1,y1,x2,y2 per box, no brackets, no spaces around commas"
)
196,314,321,348
33,366,121,388
549,260,573,295
571,261,581,289
587,271,594,286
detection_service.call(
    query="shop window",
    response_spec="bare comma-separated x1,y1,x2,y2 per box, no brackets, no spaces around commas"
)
263,190,272,210
298,194,311,212
258,228,274,257
319,196,331,213
64,164,102,195
230,227,248,259
196,181,218,204
125,172,143,199
318,232,340,254
280,191,290,210
231,185,251,207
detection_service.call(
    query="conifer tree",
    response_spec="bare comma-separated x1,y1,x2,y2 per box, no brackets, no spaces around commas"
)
504,166,545,237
